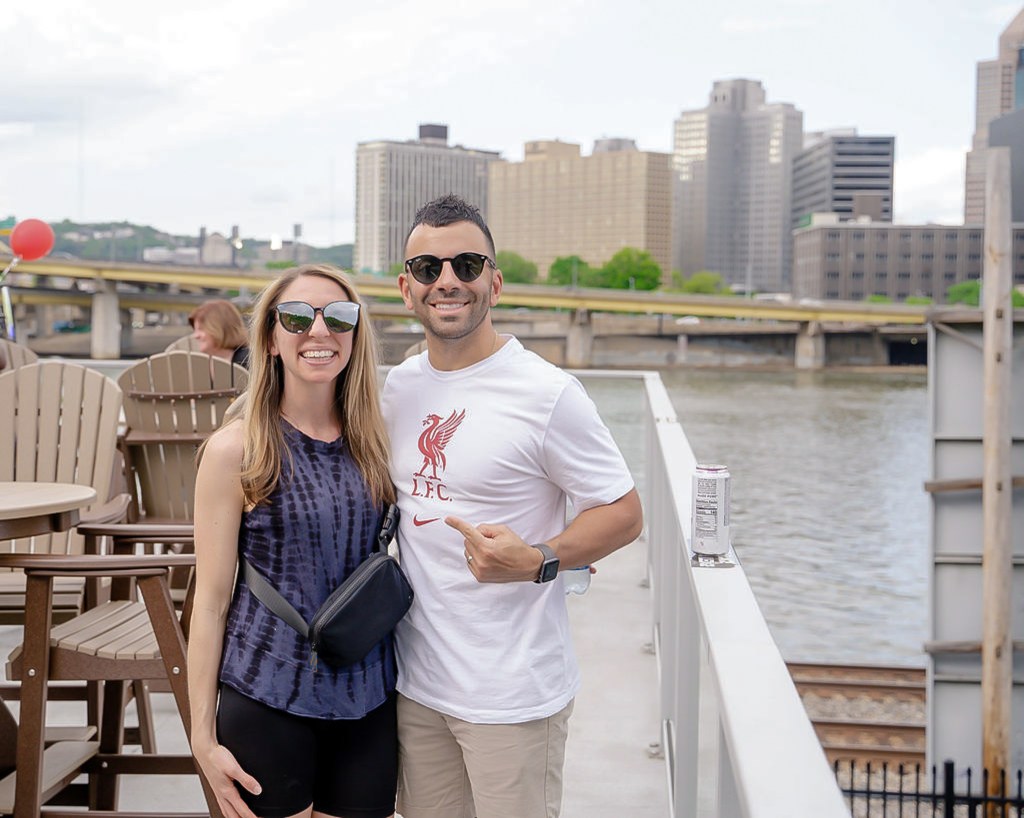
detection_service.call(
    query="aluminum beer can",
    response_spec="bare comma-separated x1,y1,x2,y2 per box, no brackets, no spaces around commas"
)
692,464,731,556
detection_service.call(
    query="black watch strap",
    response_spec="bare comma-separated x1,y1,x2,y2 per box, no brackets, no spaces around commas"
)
531,543,559,583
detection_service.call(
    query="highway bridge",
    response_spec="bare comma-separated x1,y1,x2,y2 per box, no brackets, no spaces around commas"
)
4,258,935,368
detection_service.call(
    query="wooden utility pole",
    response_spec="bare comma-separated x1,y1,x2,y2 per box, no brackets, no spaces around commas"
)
982,145,1012,811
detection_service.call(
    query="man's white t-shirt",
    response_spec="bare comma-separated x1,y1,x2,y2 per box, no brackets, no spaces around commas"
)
381,338,634,724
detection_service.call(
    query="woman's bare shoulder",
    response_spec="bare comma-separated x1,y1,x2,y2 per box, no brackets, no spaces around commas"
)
202,419,245,467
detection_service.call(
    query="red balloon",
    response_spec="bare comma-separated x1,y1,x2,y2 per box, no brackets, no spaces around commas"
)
10,219,55,261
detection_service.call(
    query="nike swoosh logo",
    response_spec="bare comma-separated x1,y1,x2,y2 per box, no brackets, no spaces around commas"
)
413,515,440,527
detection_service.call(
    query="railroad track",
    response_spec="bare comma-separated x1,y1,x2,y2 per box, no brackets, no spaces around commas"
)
787,662,927,766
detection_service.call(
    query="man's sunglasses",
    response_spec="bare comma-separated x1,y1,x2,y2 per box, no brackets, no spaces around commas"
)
273,300,360,334
404,252,494,285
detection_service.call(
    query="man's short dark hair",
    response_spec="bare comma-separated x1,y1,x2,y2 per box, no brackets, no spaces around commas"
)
404,194,496,258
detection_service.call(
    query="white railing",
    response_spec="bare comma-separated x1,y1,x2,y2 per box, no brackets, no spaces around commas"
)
638,371,848,818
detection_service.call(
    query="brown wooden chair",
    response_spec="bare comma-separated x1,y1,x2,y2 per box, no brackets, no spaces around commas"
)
0,550,221,817
0,340,38,373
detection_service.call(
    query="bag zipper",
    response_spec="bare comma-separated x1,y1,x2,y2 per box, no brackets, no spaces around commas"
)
308,554,388,653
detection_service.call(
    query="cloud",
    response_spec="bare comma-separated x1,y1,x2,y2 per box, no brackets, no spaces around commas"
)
982,3,1021,25
721,15,813,34
894,146,967,225
0,123,35,139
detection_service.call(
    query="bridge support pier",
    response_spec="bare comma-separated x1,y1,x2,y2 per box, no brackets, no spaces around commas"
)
91,282,122,359
566,308,593,369
795,321,825,370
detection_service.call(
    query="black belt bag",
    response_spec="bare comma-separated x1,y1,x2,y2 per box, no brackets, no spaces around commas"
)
241,504,414,668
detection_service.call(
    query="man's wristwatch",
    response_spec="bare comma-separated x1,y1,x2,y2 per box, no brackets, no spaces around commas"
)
531,543,560,583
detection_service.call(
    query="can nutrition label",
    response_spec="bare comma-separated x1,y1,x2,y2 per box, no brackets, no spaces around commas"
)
692,464,731,556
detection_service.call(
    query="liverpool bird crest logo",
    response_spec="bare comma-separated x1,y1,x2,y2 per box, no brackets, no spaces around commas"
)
412,409,465,502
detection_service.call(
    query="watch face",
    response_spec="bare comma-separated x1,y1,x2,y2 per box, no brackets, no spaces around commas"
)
540,559,560,583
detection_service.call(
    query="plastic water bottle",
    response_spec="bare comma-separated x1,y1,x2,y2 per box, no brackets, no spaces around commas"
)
564,566,591,595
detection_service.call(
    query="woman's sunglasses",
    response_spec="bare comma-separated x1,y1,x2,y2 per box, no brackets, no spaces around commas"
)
274,300,360,334
404,252,494,285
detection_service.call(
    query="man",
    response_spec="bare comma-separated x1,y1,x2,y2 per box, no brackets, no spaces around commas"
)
381,194,642,818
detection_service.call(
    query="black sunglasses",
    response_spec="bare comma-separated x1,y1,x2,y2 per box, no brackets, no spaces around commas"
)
404,252,494,285
274,300,360,334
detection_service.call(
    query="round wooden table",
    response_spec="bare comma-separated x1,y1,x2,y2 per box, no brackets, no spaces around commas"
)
0,482,97,540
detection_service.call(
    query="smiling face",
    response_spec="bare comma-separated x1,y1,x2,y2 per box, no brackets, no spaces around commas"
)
190,319,216,355
269,273,355,389
400,220,502,353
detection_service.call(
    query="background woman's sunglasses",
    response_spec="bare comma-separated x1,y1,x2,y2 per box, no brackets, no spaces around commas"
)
404,252,493,285
274,300,360,334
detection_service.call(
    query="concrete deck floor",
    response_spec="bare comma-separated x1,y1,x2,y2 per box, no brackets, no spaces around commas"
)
1,534,669,816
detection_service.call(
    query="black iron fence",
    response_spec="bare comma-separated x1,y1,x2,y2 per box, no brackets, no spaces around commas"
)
836,760,1024,817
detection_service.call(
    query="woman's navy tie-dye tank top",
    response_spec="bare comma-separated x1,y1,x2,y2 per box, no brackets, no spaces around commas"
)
219,420,396,719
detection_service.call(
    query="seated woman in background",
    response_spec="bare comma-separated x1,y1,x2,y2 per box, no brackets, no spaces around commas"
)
189,299,250,368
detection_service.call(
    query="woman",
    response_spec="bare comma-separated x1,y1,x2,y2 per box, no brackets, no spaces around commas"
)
189,265,397,818
189,299,251,368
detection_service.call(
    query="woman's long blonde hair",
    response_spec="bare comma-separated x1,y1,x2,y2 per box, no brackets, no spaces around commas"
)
238,264,394,507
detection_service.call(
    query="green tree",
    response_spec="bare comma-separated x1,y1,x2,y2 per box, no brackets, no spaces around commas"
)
866,294,892,303
675,270,730,295
946,280,980,306
547,255,591,286
905,295,933,305
945,280,1024,307
388,262,404,277
495,251,538,284
595,247,662,290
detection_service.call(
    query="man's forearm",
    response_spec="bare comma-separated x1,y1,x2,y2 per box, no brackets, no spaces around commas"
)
547,488,643,569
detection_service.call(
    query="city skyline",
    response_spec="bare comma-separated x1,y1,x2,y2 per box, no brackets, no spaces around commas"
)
0,0,1017,248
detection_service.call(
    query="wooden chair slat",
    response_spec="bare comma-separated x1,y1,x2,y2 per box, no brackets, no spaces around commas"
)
106,629,160,661
13,366,40,480
75,617,152,657
0,740,99,813
0,339,39,372
49,600,138,642
0,373,13,481
52,363,84,485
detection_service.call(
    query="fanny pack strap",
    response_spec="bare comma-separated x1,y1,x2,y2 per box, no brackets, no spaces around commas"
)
241,558,309,637
239,502,399,639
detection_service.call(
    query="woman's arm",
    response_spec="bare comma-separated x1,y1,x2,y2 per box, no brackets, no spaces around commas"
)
187,423,262,818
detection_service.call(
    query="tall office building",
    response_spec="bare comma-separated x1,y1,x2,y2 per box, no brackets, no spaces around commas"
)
990,108,1024,221
354,124,501,274
792,131,895,226
673,79,803,293
487,139,673,280
964,8,1024,224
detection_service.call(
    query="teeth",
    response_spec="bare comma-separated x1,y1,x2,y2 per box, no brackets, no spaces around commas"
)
301,350,334,358
434,303,464,311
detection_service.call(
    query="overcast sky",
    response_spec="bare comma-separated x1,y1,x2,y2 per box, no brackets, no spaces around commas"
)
0,0,1018,247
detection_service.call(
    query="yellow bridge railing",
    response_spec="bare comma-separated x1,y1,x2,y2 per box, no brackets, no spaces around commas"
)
6,258,930,325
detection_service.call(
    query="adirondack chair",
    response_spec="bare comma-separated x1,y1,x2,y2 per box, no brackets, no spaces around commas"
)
0,362,127,623
117,350,247,527
0,340,38,372
162,333,197,353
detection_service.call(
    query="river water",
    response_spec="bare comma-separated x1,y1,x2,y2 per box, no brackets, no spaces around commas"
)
581,368,930,668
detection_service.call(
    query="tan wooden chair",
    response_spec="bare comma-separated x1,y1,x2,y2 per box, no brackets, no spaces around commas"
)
162,334,197,353
0,340,38,373
117,350,247,528
0,362,127,623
